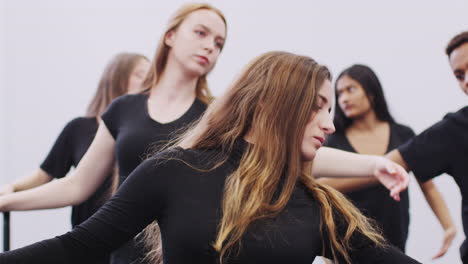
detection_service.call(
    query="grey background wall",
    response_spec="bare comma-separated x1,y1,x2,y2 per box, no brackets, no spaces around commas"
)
0,0,467,263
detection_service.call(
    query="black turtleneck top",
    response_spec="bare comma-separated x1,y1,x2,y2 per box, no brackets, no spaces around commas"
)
0,140,421,264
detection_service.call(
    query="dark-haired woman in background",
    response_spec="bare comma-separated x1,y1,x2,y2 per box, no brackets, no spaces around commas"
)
317,64,456,259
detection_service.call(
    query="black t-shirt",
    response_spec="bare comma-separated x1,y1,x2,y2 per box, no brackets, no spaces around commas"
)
399,106,468,261
40,117,111,264
101,93,207,186
324,122,413,251
0,139,421,264
40,117,113,228
100,93,207,264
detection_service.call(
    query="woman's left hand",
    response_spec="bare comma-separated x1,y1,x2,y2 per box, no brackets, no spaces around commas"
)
432,226,456,259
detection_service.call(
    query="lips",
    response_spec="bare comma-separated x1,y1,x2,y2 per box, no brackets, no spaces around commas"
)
196,55,209,65
313,136,325,145
343,104,353,111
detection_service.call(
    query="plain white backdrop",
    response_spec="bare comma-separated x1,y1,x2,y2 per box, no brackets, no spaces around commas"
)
0,0,467,263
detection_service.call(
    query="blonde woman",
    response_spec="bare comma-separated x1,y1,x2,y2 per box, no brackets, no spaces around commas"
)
1,52,419,264
0,3,226,264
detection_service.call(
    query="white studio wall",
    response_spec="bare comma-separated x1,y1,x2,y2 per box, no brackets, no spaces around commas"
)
1,0,467,263
0,1,7,227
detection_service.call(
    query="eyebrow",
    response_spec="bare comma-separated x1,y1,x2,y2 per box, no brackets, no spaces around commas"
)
196,24,225,42
336,84,353,92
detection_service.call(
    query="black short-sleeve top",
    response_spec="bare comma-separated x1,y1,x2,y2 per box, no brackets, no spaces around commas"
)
101,93,207,185
324,122,414,251
40,117,112,227
399,106,468,245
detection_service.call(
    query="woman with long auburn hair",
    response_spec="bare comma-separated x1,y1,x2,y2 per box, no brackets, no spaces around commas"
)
0,51,420,264
0,3,227,264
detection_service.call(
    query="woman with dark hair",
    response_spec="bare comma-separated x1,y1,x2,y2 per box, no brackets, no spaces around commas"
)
0,52,150,264
0,51,420,264
317,64,456,258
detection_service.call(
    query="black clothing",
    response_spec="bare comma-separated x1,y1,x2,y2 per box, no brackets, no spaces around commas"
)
40,117,112,264
41,117,112,227
100,93,207,264
324,122,413,251
101,93,207,186
0,140,421,264
399,106,468,262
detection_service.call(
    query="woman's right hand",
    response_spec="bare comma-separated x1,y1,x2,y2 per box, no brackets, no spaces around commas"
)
0,192,9,212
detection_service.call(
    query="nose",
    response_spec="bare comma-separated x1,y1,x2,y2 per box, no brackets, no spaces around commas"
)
462,72,468,95
464,73,468,87
202,38,215,54
321,112,336,135
338,92,348,106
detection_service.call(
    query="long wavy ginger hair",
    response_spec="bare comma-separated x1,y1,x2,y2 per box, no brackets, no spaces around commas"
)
147,51,386,263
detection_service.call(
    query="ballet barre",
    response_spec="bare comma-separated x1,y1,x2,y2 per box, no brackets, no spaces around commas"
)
3,212,9,252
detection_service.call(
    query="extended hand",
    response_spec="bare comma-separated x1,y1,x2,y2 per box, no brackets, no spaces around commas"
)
373,157,410,201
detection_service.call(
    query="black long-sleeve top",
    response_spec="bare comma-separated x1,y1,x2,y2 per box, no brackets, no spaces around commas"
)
0,140,421,264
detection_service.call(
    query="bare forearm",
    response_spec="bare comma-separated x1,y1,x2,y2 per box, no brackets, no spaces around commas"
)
12,168,53,192
419,180,455,230
0,176,84,211
385,149,409,170
316,177,379,193
0,122,116,212
313,147,378,178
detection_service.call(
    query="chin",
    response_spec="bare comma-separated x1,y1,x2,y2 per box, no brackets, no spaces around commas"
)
344,112,357,119
301,150,317,161
186,62,209,77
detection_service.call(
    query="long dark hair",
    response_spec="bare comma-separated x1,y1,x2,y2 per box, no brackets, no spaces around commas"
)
333,64,395,132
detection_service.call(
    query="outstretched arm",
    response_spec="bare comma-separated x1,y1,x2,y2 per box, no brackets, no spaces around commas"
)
0,121,115,211
0,169,53,195
0,155,170,264
315,177,378,193
312,147,409,201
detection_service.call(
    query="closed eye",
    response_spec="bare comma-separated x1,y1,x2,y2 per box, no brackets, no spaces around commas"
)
195,30,206,37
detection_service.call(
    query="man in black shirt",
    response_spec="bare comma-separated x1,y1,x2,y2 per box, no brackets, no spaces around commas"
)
387,30,468,263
